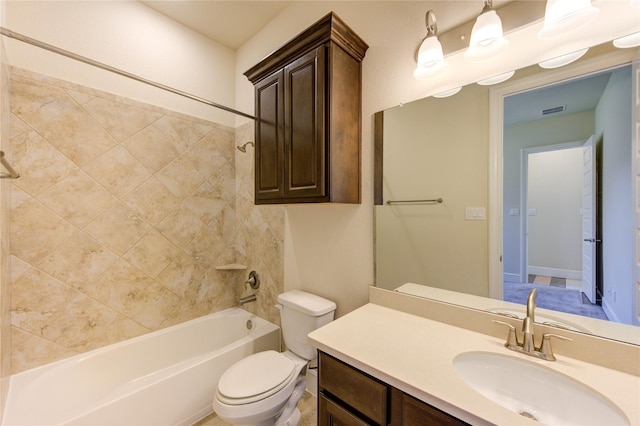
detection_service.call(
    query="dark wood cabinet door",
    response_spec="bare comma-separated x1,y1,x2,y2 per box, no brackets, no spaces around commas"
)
319,395,372,426
254,69,284,201
400,393,469,426
284,45,326,199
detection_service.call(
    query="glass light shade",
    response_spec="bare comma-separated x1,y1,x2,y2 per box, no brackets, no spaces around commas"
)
433,87,462,98
413,36,447,79
538,0,599,38
464,10,509,62
477,71,515,86
538,48,588,69
613,32,640,48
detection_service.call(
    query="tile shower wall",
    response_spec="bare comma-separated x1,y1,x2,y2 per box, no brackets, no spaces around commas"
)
1,37,12,414
7,68,267,374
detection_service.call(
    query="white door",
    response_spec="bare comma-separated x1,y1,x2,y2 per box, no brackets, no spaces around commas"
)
582,136,597,303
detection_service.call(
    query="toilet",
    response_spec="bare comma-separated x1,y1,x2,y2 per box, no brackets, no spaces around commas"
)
213,290,336,426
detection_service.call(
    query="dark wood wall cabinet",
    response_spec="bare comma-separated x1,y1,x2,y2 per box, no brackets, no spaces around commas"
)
244,12,368,204
318,352,468,426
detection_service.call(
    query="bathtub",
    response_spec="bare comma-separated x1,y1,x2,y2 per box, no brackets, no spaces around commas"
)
3,308,280,426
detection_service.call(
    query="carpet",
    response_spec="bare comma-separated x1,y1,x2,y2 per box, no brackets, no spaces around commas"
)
504,282,608,321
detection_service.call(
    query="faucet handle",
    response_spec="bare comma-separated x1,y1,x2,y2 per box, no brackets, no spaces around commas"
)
493,320,519,349
540,333,572,361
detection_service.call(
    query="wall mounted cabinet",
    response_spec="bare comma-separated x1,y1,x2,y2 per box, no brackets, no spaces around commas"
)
244,12,368,204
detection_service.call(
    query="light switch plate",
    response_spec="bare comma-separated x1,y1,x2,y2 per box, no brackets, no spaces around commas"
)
465,207,485,220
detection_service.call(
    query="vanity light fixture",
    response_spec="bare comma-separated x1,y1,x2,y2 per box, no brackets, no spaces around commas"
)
538,0,599,38
464,0,508,62
538,48,589,69
477,71,515,86
432,87,462,98
413,10,447,80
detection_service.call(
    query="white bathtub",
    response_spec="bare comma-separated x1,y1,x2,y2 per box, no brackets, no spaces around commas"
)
3,308,280,426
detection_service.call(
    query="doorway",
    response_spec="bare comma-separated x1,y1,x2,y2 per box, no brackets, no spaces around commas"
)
490,55,635,325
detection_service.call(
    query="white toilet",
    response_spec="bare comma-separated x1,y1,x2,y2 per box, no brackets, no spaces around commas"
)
213,290,336,426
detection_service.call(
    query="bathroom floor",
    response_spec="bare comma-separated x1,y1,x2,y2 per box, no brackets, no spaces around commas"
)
193,391,317,426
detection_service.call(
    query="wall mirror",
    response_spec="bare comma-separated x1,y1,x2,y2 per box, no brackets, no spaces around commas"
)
374,41,640,346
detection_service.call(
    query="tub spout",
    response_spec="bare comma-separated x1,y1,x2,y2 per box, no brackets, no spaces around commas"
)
238,294,257,306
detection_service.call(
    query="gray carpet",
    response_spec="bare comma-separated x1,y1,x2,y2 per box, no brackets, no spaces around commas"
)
504,282,608,320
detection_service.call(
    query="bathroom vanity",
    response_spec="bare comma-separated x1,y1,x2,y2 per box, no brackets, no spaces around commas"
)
318,351,465,425
308,289,640,425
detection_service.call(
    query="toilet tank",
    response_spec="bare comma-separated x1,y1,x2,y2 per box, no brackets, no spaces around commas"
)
276,290,336,361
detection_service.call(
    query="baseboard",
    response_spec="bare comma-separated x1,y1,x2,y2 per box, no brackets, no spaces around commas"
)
528,266,582,280
601,298,621,323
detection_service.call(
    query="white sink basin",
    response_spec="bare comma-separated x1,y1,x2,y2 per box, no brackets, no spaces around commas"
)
453,352,629,425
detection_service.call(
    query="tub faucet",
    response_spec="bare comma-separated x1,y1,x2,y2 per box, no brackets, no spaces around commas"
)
493,288,572,361
238,294,257,306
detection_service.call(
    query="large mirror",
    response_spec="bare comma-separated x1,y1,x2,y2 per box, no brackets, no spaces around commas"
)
374,40,640,345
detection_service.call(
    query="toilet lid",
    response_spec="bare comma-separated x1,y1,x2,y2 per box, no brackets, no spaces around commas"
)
217,351,297,404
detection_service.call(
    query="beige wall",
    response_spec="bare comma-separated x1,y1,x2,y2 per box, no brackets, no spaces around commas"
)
376,83,489,296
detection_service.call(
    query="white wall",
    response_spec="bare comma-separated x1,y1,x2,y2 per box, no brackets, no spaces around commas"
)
596,67,633,324
503,111,595,280
5,1,237,126
527,148,583,274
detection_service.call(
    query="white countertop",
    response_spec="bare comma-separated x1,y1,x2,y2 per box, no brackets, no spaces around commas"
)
308,303,640,425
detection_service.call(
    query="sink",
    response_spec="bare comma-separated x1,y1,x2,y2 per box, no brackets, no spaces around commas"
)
453,352,629,425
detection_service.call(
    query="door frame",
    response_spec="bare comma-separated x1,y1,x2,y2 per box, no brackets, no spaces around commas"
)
488,49,634,300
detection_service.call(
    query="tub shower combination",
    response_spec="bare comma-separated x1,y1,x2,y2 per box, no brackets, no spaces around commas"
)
3,308,280,425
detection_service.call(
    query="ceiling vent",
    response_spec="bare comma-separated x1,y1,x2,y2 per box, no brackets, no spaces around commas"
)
542,105,566,116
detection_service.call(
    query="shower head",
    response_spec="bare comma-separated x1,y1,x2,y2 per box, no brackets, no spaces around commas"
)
237,141,255,153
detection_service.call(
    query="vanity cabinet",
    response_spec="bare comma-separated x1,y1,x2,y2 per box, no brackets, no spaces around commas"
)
244,12,367,204
318,352,468,426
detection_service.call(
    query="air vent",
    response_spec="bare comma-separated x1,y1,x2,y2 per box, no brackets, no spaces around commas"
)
542,105,566,115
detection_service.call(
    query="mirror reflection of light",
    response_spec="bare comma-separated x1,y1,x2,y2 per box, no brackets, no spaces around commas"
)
432,86,462,98
613,32,640,48
538,48,589,69
477,71,515,86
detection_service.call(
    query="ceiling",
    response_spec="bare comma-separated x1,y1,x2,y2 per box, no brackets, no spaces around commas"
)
139,1,505,51
140,1,292,50
140,1,619,124
504,71,615,126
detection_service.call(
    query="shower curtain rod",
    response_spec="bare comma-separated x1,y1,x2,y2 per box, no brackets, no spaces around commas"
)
0,27,256,120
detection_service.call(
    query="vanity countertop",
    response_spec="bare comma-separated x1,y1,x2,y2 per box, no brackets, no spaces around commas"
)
308,303,640,425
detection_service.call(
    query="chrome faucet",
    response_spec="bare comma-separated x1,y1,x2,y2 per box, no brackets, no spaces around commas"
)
494,288,572,361
521,288,537,353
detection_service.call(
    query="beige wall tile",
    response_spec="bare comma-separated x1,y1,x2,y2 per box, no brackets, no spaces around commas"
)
37,169,118,228
36,107,118,166
83,98,162,142
85,145,151,198
8,71,285,374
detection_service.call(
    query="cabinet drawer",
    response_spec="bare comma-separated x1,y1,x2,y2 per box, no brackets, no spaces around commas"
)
319,353,388,425
319,394,372,426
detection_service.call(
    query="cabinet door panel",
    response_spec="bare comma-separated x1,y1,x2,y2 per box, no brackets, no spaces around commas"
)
284,46,326,198
255,70,284,201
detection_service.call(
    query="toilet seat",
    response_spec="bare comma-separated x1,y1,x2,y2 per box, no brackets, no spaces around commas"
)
216,350,298,405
